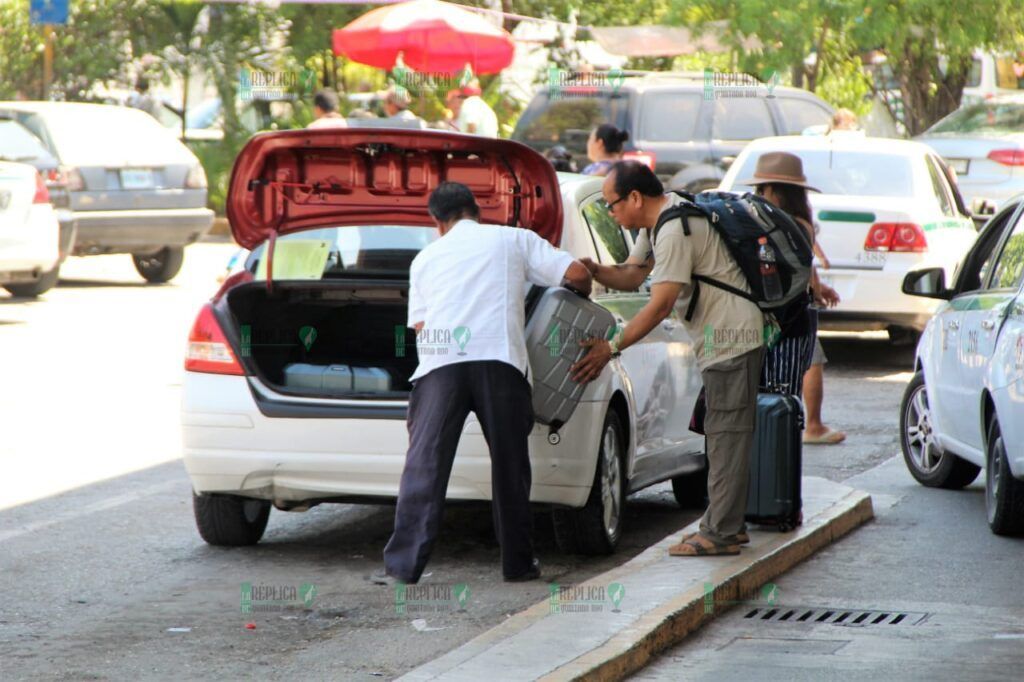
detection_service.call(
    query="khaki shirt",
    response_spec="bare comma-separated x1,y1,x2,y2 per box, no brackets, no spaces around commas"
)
630,194,765,371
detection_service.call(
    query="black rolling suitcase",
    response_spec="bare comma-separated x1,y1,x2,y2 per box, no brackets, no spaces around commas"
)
745,391,803,531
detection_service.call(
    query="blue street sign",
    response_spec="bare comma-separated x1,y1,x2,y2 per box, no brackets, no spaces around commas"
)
30,0,69,25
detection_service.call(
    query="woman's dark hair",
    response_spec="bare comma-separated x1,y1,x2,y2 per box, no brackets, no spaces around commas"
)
544,145,577,172
609,160,664,199
761,182,812,225
313,89,339,113
428,181,481,223
593,123,629,154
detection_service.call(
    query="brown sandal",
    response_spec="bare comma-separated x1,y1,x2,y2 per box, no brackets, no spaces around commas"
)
678,531,749,545
668,534,740,556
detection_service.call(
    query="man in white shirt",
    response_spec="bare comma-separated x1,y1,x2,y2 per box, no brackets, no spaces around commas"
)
306,89,348,129
375,182,592,585
383,86,426,129
454,81,498,138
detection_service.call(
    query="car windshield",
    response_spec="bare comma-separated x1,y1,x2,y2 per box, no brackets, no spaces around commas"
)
0,119,53,163
247,226,438,280
730,149,915,197
29,107,192,164
928,101,1024,134
512,92,630,157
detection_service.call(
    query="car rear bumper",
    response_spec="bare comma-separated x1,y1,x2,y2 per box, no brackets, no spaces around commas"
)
72,207,214,255
817,267,941,332
181,372,597,508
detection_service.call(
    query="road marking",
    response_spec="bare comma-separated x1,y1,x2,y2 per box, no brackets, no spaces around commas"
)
0,479,182,544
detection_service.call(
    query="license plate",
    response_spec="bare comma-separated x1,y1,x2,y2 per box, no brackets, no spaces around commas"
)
120,168,155,189
948,158,969,175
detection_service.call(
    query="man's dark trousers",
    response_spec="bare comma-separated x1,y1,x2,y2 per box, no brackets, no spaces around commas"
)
383,360,535,583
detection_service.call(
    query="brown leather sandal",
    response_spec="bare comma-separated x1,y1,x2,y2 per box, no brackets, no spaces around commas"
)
678,531,749,545
668,534,740,556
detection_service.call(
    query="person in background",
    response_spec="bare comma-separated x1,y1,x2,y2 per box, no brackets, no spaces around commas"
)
829,108,859,132
383,86,426,128
543,145,577,173
738,152,845,444
127,77,163,120
582,124,628,176
443,89,463,131
455,80,498,138
372,182,592,586
307,89,348,129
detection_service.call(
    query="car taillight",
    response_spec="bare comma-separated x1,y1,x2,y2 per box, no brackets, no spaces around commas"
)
185,163,208,189
864,222,928,253
185,303,245,375
32,173,50,204
622,150,656,170
987,149,1024,166
62,166,84,191
45,168,65,185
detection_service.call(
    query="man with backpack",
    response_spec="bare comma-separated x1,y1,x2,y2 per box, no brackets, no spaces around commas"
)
571,161,771,556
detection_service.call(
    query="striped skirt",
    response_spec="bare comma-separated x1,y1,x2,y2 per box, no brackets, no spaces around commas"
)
761,309,818,398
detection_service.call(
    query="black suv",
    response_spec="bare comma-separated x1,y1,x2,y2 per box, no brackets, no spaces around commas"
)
511,73,834,191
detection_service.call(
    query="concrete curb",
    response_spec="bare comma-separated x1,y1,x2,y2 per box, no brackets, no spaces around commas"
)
400,478,873,682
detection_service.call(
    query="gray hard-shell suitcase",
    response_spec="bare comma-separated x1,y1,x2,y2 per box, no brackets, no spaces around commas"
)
745,391,803,531
524,286,616,438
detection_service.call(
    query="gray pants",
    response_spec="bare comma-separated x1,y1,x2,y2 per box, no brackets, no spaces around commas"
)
698,347,765,545
383,361,535,583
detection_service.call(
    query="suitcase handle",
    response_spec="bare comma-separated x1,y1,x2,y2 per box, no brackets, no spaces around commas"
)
562,284,590,300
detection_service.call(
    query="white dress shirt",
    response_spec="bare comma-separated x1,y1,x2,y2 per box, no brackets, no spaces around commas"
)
408,219,575,381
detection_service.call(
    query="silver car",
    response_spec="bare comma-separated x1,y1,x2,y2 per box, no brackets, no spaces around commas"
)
0,102,214,282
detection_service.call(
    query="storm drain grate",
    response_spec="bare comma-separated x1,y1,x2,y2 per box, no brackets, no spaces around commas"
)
744,606,929,627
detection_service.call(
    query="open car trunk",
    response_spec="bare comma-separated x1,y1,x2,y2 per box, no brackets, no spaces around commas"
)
226,279,417,398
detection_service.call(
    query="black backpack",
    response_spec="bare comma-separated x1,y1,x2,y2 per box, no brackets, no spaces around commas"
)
651,190,814,334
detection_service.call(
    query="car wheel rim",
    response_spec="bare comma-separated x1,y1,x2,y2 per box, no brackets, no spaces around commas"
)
987,431,1003,522
600,423,622,541
242,500,264,524
906,385,941,474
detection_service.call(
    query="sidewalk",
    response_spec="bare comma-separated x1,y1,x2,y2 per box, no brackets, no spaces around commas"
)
400,477,873,682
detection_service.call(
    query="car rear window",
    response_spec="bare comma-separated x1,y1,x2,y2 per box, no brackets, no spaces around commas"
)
928,101,1024,134
0,120,53,164
731,150,915,197
637,92,701,142
23,107,191,165
512,92,630,157
247,226,438,280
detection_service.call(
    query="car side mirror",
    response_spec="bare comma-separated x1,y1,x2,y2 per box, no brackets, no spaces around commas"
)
902,268,952,300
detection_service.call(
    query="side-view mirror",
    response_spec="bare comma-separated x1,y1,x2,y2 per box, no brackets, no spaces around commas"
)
902,268,952,300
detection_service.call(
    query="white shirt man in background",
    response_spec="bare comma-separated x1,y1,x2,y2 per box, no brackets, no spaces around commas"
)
374,182,592,586
455,81,498,138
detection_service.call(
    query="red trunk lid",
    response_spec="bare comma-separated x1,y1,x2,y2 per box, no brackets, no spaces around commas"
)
226,129,563,250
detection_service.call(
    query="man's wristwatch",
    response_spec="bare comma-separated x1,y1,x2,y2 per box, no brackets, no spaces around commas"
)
608,329,623,358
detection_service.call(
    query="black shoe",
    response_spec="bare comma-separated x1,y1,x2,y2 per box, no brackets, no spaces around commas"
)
504,558,541,583
370,568,405,587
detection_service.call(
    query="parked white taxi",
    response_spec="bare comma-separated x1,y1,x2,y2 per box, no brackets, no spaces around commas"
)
181,129,708,554
721,134,978,343
0,161,60,297
901,194,1024,535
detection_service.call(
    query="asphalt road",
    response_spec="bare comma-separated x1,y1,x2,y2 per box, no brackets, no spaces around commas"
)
0,243,930,680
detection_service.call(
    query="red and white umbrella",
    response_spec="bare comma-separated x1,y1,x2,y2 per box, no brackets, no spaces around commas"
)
332,0,515,75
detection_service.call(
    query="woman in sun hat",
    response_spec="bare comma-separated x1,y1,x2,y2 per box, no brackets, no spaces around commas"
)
738,152,845,445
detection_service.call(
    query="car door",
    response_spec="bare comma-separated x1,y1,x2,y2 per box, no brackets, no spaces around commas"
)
771,95,833,135
988,288,1024,476
578,194,683,471
929,200,1021,452
955,205,1024,452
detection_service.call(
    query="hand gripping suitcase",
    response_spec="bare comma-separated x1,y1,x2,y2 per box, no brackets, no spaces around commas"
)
524,286,616,441
745,391,804,531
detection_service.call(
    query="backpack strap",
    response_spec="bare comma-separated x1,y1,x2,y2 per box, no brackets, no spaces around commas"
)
647,203,699,260
683,275,758,322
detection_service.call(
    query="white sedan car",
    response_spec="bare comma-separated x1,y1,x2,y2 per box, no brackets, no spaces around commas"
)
720,134,978,343
181,129,707,554
901,194,1024,535
0,161,60,297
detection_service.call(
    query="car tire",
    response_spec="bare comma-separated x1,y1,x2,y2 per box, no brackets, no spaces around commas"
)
985,417,1024,536
552,409,626,555
3,264,59,298
193,492,271,546
900,371,980,489
132,246,184,283
887,326,921,346
671,456,708,509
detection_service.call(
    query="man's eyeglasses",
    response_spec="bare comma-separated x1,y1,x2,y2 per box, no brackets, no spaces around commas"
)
603,195,627,213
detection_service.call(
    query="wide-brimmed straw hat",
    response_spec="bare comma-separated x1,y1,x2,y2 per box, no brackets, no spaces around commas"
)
737,151,820,192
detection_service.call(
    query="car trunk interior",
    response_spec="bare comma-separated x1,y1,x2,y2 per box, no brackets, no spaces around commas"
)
225,280,417,398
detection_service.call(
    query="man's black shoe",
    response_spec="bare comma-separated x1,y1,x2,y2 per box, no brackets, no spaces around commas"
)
504,558,541,583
